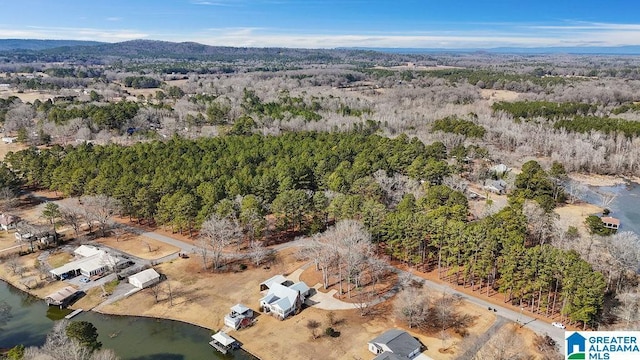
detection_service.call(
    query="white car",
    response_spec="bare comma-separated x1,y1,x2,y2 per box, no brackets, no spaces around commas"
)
552,322,566,329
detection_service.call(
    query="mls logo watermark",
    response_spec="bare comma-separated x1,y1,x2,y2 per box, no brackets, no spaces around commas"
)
566,331,640,359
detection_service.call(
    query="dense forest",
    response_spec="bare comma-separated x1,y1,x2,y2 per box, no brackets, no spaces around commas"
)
3,133,607,327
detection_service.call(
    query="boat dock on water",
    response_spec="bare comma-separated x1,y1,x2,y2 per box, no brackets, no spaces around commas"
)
65,308,83,319
209,331,238,354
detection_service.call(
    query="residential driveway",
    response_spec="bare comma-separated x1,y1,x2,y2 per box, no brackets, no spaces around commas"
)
286,264,359,311
93,282,140,311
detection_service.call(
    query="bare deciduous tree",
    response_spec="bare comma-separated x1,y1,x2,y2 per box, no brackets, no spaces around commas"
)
394,286,430,329
249,240,270,266
81,195,121,237
200,214,241,271
474,325,528,360
0,187,18,213
614,290,640,329
59,201,86,237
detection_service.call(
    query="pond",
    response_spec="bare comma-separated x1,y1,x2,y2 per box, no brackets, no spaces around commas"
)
577,181,640,236
0,281,255,360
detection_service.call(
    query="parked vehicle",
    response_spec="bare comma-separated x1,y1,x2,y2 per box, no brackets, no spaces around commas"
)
552,322,565,329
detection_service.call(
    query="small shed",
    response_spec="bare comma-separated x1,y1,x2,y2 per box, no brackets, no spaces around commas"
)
128,268,161,289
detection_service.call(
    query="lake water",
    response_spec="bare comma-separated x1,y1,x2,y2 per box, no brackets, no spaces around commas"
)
578,181,640,236
0,281,254,360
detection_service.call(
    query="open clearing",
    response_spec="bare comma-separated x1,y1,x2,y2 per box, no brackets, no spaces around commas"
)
96,233,180,260
480,89,521,102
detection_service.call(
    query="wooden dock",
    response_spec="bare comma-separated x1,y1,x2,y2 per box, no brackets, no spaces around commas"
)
65,309,83,319
209,340,229,354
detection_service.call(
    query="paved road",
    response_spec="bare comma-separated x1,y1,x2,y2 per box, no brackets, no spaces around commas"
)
395,268,566,353
122,224,196,253
121,224,566,352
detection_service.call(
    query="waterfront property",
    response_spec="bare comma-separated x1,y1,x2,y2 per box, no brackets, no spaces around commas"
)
601,216,620,231
259,276,310,320
209,331,238,354
50,245,124,279
224,303,254,330
368,329,422,360
45,286,79,307
128,268,161,289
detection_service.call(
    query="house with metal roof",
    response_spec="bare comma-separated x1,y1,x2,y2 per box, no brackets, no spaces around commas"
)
50,246,123,279
128,268,161,289
45,286,79,308
368,329,422,360
259,274,289,291
259,280,310,320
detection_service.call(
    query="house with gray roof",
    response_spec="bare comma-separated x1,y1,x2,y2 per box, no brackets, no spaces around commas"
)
259,279,310,320
368,329,422,360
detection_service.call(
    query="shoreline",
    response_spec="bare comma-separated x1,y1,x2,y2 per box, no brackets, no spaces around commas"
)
0,276,261,360
568,172,640,187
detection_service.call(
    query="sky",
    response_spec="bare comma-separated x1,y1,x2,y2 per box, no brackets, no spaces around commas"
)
1,0,640,49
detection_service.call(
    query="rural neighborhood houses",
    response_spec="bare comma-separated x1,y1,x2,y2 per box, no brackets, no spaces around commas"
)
368,329,423,360
259,274,311,320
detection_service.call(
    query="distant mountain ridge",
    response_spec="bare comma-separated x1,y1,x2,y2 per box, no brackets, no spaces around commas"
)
3,39,640,62
0,39,410,63
0,39,105,51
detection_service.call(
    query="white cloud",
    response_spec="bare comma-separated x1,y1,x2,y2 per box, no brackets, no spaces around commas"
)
186,24,640,48
189,0,236,5
0,26,148,42
3,20,640,48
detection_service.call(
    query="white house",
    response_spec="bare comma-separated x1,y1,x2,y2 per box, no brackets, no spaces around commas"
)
259,280,309,320
368,329,422,360
50,245,123,279
128,268,161,289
